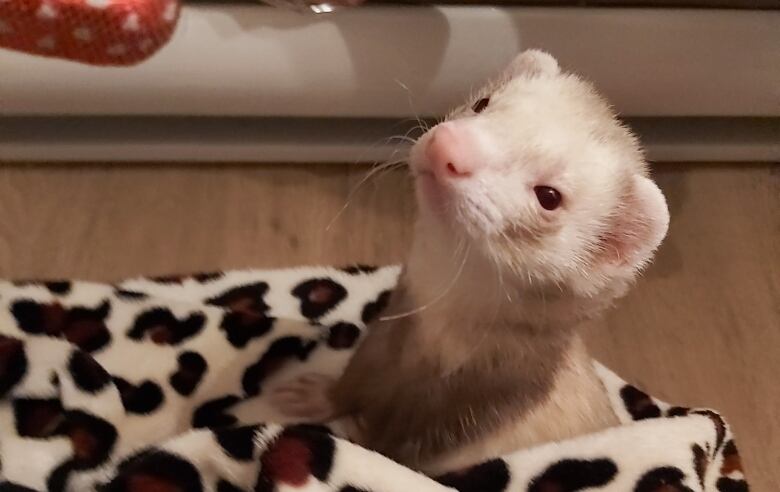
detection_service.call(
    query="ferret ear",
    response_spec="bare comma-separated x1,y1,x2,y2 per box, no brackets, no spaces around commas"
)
598,174,670,273
507,49,561,79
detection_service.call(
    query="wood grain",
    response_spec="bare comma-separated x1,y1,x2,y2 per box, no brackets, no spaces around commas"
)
0,164,416,279
0,162,777,489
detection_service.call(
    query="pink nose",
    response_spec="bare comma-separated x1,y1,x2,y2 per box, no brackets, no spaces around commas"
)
425,123,481,179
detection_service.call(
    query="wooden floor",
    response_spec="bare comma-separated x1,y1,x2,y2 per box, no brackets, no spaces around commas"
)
0,163,777,489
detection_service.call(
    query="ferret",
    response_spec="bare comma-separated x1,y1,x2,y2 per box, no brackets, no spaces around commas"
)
270,50,670,475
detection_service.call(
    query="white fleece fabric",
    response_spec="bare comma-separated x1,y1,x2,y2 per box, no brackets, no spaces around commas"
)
0,266,748,492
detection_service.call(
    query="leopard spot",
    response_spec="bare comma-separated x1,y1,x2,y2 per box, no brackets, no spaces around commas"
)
11,280,72,295
46,463,74,492
69,350,111,393
114,289,149,301
61,410,118,469
11,300,66,336
634,467,694,492
217,311,275,349
361,290,392,324
104,450,203,492
257,425,335,488
193,272,224,283
45,282,72,295
207,283,273,348
528,458,617,492
716,477,748,492
37,409,117,484
11,300,111,353
13,398,65,438
719,440,743,475
214,425,261,461
150,274,187,284
692,444,708,488
291,279,347,320
0,481,38,491
216,479,244,492
691,410,727,452
192,395,241,429
339,264,378,275
207,283,270,315
127,308,206,346
327,323,361,350
0,335,27,397
436,459,510,492
667,406,691,417
113,377,165,415
620,385,661,420
169,351,208,396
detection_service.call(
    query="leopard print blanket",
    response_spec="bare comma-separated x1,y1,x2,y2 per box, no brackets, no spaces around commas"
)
0,266,749,492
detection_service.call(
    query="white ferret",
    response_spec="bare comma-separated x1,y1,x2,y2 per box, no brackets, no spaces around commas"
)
271,50,670,475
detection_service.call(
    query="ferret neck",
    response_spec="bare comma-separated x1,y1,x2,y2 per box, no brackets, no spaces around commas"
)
396,218,588,332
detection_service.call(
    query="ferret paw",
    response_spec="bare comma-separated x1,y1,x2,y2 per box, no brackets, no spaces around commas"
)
268,373,336,422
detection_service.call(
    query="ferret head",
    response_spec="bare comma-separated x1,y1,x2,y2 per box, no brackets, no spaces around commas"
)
409,50,669,303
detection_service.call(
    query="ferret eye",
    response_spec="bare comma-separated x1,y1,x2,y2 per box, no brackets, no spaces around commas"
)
472,97,490,113
534,186,562,211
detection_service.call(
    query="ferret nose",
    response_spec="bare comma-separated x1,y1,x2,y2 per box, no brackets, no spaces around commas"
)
425,123,481,179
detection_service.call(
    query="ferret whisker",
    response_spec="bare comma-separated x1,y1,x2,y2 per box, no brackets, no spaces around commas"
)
394,78,430,137
393,116,428,129
407,123,431,138
451,236,468,261
401,123,428,141
326,159,407,232
483,250,507,310
496,228,530,268
349,116,420,167
379,243,471,322
386,135,417,145
454,405,478,444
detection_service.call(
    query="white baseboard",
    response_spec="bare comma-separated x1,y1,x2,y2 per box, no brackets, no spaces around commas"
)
1,6,778,118
1,117,777,163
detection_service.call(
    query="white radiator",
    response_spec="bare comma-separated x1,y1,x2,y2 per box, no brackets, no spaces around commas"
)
1,5,778,162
